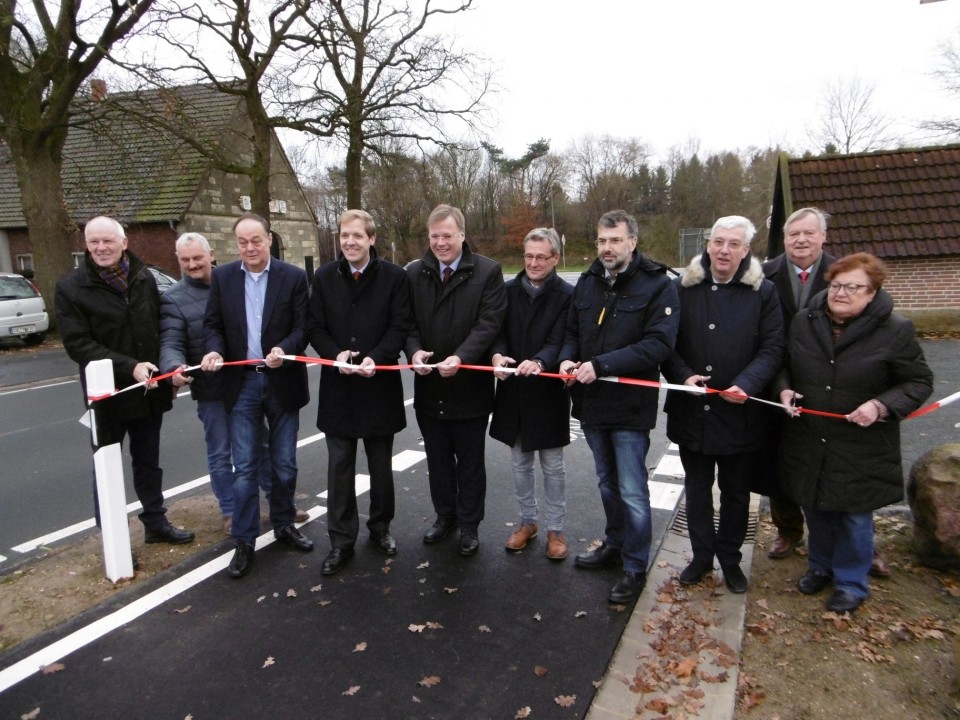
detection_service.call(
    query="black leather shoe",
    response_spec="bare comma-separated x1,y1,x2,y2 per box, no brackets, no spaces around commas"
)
608,571,646,603
370,531,398,556
321,546,355,575
574,542,622,569
826,589,864,613
722,564,748,594
797,569,832,595
274,524,314,552
228,542,255,579
423,520,456,544
679,560,713,586
460,532,480,557
145,524,195,545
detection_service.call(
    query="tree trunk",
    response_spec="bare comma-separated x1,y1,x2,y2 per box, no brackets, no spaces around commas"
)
345,119,363,209
245,95,274,222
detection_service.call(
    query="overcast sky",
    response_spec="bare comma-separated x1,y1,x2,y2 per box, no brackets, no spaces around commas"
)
434,0,960,161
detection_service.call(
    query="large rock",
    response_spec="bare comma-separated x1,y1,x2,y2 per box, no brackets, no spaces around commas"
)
907,443,960,570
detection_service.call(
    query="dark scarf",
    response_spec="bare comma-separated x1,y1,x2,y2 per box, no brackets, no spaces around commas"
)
98,254,130,294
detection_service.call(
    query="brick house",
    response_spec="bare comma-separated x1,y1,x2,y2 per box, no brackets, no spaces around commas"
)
0,82,319,278
767,145,960,331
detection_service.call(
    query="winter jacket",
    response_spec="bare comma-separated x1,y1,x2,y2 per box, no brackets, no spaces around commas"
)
405,242,507,420
559,251,680,431
489,270,573,451
662,253,784,455
776,289,933,512
159,275,223,402
55,251,173,420
308,248,412,438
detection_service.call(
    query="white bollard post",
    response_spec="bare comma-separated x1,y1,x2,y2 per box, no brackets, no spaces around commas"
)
85,359,134,582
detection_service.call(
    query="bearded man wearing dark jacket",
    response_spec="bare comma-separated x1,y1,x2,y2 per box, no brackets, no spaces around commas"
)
55,216,195,546
559,209,680,604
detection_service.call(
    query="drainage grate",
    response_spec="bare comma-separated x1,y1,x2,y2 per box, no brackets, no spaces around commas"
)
670,505,758,544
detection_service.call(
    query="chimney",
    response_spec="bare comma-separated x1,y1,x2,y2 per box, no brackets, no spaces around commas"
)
90,79,108,102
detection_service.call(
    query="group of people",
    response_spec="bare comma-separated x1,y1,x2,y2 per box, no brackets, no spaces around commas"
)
55,204,932,612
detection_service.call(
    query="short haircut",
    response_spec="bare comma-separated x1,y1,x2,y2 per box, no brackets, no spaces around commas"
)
710,215,756,245
339,209,376,237
784,207,829,234
175,232,212,253
84,216,125,240
427,204,465,233
825,251,887,290
233,211,270,235
597,210,638,239
523,227,561,255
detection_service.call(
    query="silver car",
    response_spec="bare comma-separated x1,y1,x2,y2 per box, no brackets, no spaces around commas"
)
0,273,49,345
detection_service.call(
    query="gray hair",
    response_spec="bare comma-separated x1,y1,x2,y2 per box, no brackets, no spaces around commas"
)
709,215,756,245
175,232,212,253
523,227,561,255
84,216,126,240
597,210,638,239
784,207,829,234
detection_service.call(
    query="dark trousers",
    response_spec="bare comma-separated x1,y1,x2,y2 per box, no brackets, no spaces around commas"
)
415,412,488,534
325,434,395,548
92,413,167,530
679,447,755,567
770,495,805,543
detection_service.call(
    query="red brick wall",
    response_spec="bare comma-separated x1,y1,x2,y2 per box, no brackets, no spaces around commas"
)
884,256,960,309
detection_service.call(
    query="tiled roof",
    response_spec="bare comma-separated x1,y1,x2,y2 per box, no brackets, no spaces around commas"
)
0,83,243,227
772,145,960,259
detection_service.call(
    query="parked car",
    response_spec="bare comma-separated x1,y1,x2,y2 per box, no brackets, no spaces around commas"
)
0,272,49,345
147,265,179,293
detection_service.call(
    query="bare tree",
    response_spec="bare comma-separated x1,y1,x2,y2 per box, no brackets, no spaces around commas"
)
920,34,960,138
0,0,156,318
809,76,898,154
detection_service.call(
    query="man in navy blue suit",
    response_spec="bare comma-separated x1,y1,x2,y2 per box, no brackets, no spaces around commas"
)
201,212,314,578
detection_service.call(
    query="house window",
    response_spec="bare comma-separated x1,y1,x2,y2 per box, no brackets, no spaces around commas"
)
15,254,33,272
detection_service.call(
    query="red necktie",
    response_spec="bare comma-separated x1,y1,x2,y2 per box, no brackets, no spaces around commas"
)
353,270,360,282
799,270,809,285
442,266,453,284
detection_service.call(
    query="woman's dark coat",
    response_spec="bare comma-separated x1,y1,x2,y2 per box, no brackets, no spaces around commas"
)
308,248,412,438
776,289,933,513
662,253,784,455
489,270,573,452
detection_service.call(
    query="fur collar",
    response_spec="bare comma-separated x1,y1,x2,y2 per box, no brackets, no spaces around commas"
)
682,254,764,290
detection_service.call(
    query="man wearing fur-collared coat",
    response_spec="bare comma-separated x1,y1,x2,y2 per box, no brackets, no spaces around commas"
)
662,216,784,594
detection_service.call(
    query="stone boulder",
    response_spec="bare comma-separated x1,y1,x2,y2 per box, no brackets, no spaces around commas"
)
907,443,960,571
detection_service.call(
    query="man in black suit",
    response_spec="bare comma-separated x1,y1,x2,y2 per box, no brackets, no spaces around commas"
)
307,209,412,576
201,212,314,578
762,207,835,560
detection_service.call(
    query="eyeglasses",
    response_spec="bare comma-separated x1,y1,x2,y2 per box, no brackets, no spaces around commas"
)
596,236,634,247
429,233,461,242
237,238,266,248
523,253,556,262
709,238,745,251
827,283,870,295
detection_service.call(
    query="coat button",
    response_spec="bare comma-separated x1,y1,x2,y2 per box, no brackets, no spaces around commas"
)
708,323,715,330
711,285,718,291
351,336,357,343
825,385,831,391
704,404,711,411
705,365,713,371
821,438,826,443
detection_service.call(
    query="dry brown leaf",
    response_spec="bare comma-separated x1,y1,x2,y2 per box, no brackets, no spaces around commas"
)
533,612,542,621
645,697,670,714
755,598,768,609
342,685,360,696
21,709,40,720
610,604,627,612
574,610,587,618
554,694,576,707
409,624,426,633
515,707,531,718
673,657,698,678
418,675,441,687
533,665,548,677
417,561,430,569
443,587,458,594
256,595,266,603
382,566,392,574
286,588,297,598
40,662,65,675
262,656,275,668
479,625,491,633
318,600,332,607
310,584,322,593
425,621,444,629
353,642,367,652
412,696,421,703
174,605,191,614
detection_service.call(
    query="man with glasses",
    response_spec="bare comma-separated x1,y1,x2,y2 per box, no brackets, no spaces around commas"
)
559,210,680,604
201,212,314,579
406,204,507,556
490,228,574,560
663,216,783,595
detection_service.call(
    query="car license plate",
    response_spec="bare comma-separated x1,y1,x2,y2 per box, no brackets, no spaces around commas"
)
11,324,35,335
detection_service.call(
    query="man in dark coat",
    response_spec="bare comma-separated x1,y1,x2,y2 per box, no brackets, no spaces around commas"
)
55,215,194,546
406,204,507,557
489,228,573,560
559,209,680,604
663,216,784,594
201,212,313,579
761,207,836,560
308,210,412,576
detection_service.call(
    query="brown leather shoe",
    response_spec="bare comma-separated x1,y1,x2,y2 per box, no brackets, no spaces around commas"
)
222,515,232,536
767,535,799,559
505,523,538,552
869,552,890,578
546,531,568,560
294,508,310,524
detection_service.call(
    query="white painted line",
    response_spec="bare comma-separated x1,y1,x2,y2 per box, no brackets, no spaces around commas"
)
649,480,684,511
668,443,680,452
392,449,426,471
0,379,77,397
0,505,329,694
12,518,97,554
654,454,685,478
0,554,6,563
297,432,325,448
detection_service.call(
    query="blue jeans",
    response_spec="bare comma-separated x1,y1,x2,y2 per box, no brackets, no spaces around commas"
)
228,373,300,544
511,443,566,531
803,507,873,599
583,427,652,573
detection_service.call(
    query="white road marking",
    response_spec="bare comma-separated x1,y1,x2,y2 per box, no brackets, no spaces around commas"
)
654,453,685,478
649,480,684,511
0,379,77,397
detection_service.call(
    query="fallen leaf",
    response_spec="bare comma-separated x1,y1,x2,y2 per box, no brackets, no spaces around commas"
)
41,662,65,675
382,566,392,574
174,605,192,614
417,561,430,569
554,694,576,707
574,610,587,618
418,675,441,687
409,624,426,633
657,560,669,568
673,657,698,678
610,604,627,612
310,584,322,593
515,707,531,718
318,600,332,607
533,612,541,622
645,697,670,714
21,710,40,720
426,621,444,629
342,685,360,696
262,657,275,668
412,696,421,703
755,598,768,610
443,587,458,594
353,642,367,652
286,588,297,598
257,595,266,603
534,665,548,677
479,625,491,633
